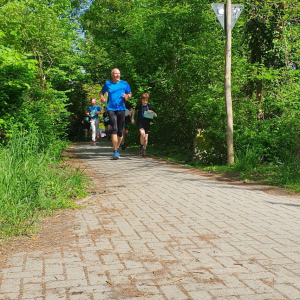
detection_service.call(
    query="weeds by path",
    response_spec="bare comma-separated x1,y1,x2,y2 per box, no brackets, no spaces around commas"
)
143,144,300,195
0,133,88,237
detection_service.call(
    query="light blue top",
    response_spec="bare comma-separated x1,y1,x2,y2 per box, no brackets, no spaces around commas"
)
101,80,131,111
88,105,102,119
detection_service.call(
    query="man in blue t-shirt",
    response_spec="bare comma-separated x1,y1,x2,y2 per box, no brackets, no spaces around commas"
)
88,98,102,145
100,68,132,159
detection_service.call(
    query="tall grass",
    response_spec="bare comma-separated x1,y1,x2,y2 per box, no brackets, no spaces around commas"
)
0,131,87,237
204,146,300,193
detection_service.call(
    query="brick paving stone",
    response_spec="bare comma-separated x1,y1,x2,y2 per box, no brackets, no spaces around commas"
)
0,278,21,294
45,261,64,276
273,283,300,299
66,267,86,281
187,291,213,300
0,293,21,300
160,285,188,300
237,294,289,300
1,140,300,299
22,283,43,299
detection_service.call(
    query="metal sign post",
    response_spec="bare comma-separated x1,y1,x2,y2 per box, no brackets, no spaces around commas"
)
211,2,243,165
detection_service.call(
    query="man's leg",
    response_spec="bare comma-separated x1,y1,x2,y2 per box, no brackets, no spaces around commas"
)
107,111,118,151
110,134,123,151
116,111,125,149
108,111,124,158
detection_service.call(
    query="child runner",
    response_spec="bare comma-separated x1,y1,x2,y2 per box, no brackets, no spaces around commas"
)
82,110,91,141
88,98,102,145
131,93,157,158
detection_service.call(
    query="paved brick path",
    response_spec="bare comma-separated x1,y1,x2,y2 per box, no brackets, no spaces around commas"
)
1,140,300,300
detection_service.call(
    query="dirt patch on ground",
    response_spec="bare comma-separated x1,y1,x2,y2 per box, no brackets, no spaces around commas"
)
0,209,77,254
0,148,92,263
0,208,79,273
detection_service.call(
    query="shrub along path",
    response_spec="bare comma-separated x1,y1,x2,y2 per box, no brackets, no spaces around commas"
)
1,139,300,300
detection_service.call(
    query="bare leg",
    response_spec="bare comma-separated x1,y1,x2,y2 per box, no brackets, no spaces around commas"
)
117,136,123,149
143,134,149,149
111,134,118,151
139,128,145,146
111,134,123,151
122,127,128,145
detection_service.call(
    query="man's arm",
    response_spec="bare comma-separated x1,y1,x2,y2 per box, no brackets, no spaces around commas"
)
123,92,132,101
100,91,106,103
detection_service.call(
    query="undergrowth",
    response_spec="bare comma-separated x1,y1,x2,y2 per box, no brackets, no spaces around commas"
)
0,131,88,237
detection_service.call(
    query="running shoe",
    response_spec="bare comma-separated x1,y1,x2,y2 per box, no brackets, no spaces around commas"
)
113,150,120,160
121,144,126,150
139,145,144,155
142,149,146,158
93,141,96,145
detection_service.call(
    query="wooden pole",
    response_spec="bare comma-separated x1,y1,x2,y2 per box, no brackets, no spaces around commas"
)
225,0,234,164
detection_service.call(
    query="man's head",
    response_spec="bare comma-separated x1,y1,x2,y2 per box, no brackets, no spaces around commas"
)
141,93,149,105
111,68,121,83
91,98,96,106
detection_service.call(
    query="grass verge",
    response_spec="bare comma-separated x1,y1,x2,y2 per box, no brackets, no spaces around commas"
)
0,132,88,237
143,144,300,194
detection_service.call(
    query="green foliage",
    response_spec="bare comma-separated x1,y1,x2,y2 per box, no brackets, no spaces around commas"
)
0,0,88,142
0,46,37,132
0,130,88,237
0,0,90,236
79,0,300,164
78,0,300,192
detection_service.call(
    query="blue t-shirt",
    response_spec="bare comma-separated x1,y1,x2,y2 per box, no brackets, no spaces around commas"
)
88,105,102,119
101,80,131,111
